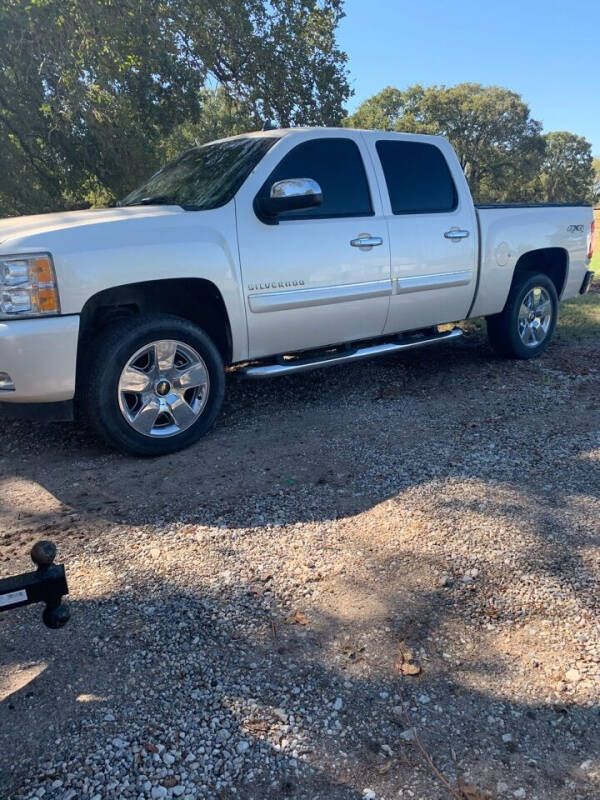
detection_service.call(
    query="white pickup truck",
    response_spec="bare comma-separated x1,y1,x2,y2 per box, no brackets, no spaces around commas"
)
0,128,595,455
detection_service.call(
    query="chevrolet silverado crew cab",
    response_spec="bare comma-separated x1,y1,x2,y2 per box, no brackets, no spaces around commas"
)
0,128,595,455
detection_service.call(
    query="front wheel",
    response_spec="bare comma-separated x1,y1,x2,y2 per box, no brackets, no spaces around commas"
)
84,314,225,456
486,273,558,359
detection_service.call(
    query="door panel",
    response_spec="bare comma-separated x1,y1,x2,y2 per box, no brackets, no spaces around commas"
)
366,134,478,334
235,133,391,359
384,215,477,332
237,216,391,357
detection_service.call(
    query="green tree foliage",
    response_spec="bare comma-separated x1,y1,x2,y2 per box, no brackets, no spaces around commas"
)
174,0,349,128
541,132,595,204
163,88,258,161
0,0,349,216
0,0,200,214
591,157,600,206
345,83,546,203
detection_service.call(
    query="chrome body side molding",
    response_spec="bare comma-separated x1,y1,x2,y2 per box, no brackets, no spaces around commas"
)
248,279,393,314
394,270,473,294
239,327,462,378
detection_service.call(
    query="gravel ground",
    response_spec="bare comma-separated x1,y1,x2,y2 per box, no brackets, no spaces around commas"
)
1,319,599,800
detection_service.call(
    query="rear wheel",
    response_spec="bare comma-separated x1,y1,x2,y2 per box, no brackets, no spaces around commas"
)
84,314,225,456
486,273,558,359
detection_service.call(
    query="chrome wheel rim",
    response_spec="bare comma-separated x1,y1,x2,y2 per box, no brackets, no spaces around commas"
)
518,287,552,348
117,340,209,438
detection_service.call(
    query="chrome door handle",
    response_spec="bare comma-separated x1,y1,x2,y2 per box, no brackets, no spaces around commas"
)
350,235,383,248
444,229,470,241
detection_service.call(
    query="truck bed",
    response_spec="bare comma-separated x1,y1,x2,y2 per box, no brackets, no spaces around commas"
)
470,202,594,319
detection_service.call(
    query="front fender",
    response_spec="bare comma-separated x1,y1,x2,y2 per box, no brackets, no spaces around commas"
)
14,203,249,362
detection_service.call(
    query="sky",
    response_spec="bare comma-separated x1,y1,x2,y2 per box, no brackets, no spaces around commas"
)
337,0,599,156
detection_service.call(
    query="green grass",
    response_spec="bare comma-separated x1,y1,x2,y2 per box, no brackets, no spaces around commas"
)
558,291,600,341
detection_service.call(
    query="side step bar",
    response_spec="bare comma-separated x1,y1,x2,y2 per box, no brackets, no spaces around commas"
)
239,327,462,379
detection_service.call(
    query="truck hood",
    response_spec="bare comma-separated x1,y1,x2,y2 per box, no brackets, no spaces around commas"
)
0,206,183,248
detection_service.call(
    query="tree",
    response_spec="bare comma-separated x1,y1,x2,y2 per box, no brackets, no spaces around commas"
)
345,83,545,203
592,157,600,206
161,88,257,161
541,132,595,204
174,0,349,129
0,0,350,217
0,0,200,215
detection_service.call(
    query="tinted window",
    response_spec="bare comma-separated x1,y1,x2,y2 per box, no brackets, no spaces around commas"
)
121,137,276,210
258,138,373,219
376,141,457,214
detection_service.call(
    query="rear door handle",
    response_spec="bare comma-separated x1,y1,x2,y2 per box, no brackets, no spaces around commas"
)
350,235,383,249
444,229,470,241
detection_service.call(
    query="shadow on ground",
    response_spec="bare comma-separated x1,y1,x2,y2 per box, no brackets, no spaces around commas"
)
1,559,599,799
1,329,599,798
0,334,598,539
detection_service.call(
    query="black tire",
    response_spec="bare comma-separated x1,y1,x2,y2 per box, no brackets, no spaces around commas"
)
486,272,558,359
83,314,225,456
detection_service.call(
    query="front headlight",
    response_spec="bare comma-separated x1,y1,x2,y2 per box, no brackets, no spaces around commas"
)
0,253,60,318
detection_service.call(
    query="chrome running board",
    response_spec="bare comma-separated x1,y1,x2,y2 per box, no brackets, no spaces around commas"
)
239,327,462,379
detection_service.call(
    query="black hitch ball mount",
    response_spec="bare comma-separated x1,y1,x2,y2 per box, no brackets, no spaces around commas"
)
0,541,70,628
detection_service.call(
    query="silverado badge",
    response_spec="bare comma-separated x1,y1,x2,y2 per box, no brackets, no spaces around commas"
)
248,280,305,291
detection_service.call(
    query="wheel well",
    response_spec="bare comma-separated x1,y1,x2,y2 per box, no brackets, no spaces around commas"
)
78,279,233,365
511,248,568,298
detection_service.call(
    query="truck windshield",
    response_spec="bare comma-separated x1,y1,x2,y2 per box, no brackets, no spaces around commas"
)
120,137,277,210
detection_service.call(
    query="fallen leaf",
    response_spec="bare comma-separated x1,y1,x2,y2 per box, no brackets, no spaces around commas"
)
395,643,422,676
286,610,309,625
401,662,422,676
399,646,413,662
457,776,489,800
245,719,269,735
483,606,500,619
342,644,366,663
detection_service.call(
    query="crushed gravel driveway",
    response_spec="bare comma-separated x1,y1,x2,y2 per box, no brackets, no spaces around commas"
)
1,319,599,800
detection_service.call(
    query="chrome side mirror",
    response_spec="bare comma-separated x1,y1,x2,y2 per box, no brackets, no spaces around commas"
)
255,178,323,224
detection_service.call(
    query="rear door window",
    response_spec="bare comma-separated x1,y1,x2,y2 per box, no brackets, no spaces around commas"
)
376,140,457,215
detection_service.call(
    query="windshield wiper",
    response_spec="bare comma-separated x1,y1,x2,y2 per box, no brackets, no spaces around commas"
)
126,195,181,207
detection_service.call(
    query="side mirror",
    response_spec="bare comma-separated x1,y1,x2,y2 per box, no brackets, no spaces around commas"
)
255,178,323,224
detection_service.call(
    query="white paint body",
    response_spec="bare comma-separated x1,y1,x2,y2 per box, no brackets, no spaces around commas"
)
0,128,594,405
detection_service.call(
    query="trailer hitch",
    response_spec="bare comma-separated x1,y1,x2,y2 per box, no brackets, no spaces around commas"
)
0,541,69,628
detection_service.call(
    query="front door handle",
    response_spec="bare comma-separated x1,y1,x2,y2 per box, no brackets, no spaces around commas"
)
350,235,384,249
444,228,470,241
